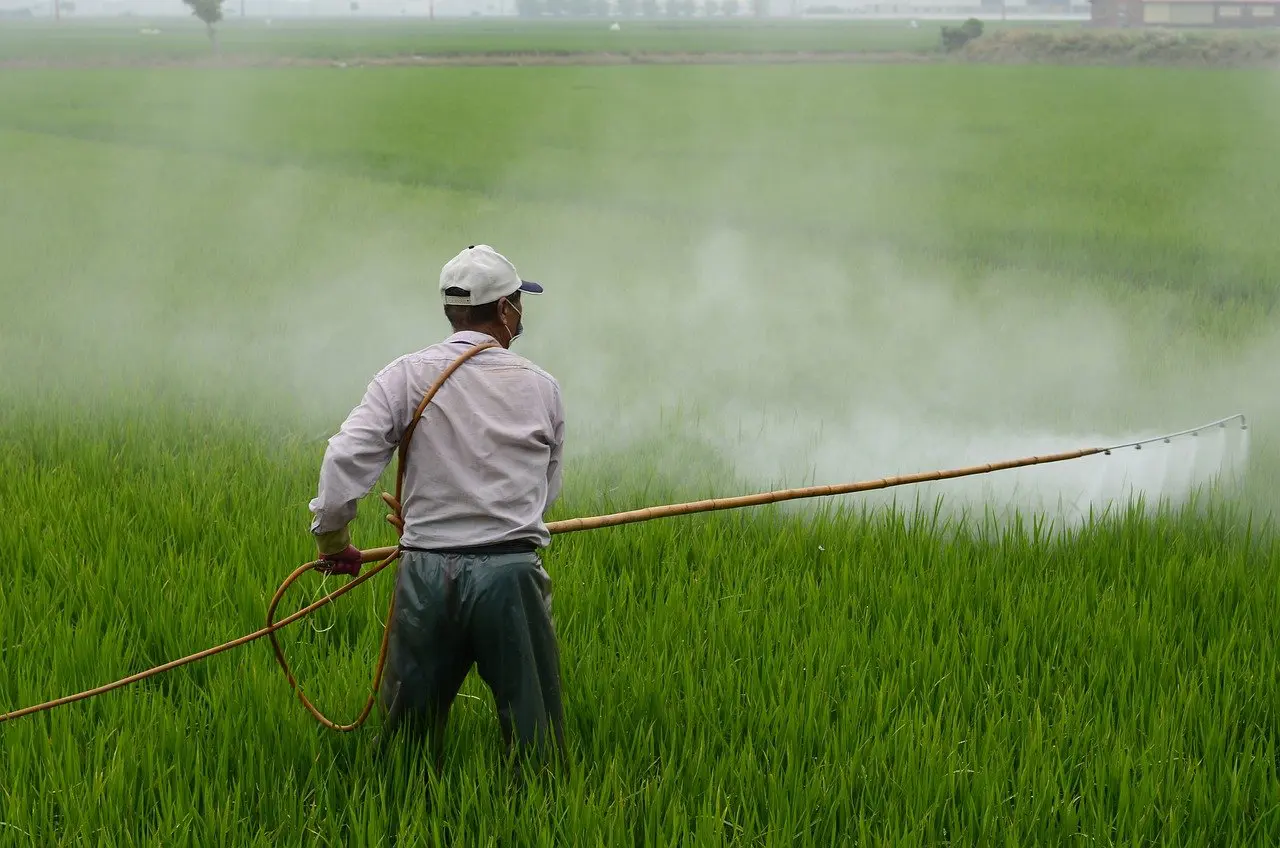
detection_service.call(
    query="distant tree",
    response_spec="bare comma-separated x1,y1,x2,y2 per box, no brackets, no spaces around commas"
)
705,0,720,12
592,0,610,14
617,0,638,14
182,0,226,53
569,0,592,15
750,0,767,14
640,0,658,13
515,0,544,14
940,17,983,51
723,0,739,12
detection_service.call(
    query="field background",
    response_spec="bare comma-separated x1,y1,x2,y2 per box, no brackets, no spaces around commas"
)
1,19,1279,846
0,18,955,62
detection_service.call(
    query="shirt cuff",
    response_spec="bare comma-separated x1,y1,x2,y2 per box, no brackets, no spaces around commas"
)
314,526,352,556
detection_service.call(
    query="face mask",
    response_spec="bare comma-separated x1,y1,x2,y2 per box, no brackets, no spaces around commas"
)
503,300,523,346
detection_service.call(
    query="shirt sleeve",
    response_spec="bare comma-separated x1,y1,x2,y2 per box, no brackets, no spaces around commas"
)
544,381,566,514
308,374,402,551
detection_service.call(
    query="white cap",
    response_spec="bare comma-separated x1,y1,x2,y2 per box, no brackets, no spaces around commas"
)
439,244,544,306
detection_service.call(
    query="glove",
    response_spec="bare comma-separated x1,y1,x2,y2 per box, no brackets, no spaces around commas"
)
316,544,363,577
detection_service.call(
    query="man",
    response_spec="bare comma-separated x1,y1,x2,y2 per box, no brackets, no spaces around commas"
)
307,244,567,772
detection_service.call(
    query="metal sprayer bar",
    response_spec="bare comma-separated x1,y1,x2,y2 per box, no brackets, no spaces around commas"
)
1101,413,1248,454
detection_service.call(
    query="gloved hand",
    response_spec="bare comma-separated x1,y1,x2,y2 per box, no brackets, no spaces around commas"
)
316,544,363,577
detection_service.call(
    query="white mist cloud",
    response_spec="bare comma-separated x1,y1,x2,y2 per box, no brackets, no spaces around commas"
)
515,220,1259,530
2,65,1272,534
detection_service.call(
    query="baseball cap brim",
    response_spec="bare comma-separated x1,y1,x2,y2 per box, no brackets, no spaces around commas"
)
519,280,544,295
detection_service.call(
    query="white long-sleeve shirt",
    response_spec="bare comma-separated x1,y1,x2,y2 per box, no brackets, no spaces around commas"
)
308,330,565,552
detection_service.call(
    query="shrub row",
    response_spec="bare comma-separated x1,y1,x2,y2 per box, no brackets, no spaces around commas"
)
960,27,1280,67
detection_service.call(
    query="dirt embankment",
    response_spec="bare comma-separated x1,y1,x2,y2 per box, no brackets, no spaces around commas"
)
4,31,1280,70
1,50,942,70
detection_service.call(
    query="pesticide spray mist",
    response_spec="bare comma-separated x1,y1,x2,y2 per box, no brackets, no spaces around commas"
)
513,225,1263,533
0,61,1273,536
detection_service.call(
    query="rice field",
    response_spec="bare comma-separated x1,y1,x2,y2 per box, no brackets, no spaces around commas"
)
0,18,948,63
1,24,1279,846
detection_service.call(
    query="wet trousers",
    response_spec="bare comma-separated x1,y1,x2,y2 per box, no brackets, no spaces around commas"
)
376,549,567,770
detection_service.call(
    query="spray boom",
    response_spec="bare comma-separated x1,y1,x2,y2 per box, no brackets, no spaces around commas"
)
345,412,1247,562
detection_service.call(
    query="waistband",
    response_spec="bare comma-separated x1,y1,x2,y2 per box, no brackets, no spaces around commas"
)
401,540,539,557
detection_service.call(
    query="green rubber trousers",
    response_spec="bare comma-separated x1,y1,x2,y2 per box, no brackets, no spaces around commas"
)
376,549,567,771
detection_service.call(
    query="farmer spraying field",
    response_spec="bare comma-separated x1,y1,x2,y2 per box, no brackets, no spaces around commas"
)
308,244,567,771
3,26,1280,842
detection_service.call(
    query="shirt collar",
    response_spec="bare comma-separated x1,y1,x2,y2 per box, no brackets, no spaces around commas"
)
446,330,501,346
